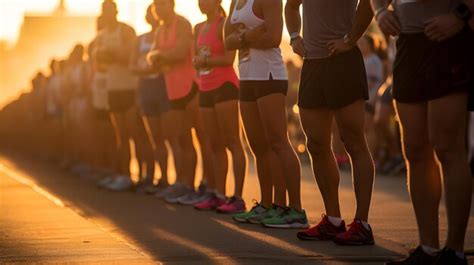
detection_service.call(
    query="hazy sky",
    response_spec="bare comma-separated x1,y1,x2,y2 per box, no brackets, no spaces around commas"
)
0,0,233,45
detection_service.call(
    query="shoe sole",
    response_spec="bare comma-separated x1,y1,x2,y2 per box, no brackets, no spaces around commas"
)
262,223,310,229
333,239,375,246
296,234,336,241
232,216,249,223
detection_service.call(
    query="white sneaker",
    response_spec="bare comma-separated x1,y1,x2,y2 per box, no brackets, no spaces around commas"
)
177,190,202,206
97,176,114,188
105,176,133,192
155,183,181,199
165,185,192,204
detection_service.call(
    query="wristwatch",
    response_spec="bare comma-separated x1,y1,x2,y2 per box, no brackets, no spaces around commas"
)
290,32,301,45
454,3,472,23
343,33,356,46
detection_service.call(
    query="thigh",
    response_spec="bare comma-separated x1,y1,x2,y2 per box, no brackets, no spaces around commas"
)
394,101,429,150
299,107,334,148
256,93,289,142
240,101,268,150
428,93,468,147
215,100,241,145
334,100,366,143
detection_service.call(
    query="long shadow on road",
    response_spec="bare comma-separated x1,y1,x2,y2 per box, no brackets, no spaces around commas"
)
1,151,406,264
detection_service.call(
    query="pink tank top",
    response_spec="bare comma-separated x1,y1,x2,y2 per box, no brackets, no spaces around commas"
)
157,16,196,101
196,17,239,92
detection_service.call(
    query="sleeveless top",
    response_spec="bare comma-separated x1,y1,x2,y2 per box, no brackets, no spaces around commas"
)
196,16,239,92
230,0,287,81
138,32,159,79
157,15,196,101
95,23,138,91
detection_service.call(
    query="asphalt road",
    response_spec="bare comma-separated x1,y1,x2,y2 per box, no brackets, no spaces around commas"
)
1,151,473,264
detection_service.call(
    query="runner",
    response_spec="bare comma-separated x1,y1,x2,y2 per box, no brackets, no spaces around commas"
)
93,0,138,191
131,4,170,194
372,0,474,263
149,0,213,205
192,0,247,213
286,0,376,244
225,0,308,228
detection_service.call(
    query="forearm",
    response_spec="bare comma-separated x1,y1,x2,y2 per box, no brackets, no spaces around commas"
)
225,32,242,51
247,32,281,49
349,0,374,42
370,0,391,12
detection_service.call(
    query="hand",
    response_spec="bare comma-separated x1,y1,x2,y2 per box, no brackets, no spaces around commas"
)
376,10,401,36
192,55,206,69
290,37,305,57
327,38,353,56
424,13,464,42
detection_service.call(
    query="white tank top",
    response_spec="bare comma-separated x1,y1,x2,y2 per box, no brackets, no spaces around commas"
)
230,0,287,81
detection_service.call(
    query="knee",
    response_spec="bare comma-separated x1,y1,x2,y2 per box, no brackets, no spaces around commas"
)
339,130,367,156
403,141,432,164
306,137,331,158
430,133,464,164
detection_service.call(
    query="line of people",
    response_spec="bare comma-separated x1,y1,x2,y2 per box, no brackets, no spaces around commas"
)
0,0,472,264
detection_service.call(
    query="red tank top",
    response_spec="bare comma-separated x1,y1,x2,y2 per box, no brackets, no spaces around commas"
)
196,16,239,92
157,16,196,100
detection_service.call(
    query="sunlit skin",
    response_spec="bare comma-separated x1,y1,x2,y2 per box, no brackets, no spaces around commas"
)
194,0,247,199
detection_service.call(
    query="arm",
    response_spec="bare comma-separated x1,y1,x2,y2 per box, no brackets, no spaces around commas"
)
371,0,400,36
285,0,305,57
224,0,241,50
158,18,193,64
114,25,137,65
424,0,473,42
246,0,283,49
327,0,374,56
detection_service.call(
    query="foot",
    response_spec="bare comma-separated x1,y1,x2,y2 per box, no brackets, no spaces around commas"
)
297,214,346,241
261,208,309,229
105,176,133,192
165,185,193,204
386,246,438,265
333,219,375,246
194,193,225,210
177,190,202,206
232,200,267,223
247,204,286,224
432,248,468,265
216,196,246,214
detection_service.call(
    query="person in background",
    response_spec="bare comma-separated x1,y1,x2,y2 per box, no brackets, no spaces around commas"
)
149,0,213,205
373,0,474,263
93,0,139,191
192,0,247,214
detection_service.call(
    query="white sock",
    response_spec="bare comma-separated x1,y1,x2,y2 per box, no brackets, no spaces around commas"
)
421,245,439,256
328,216,342,227
360,220,371,231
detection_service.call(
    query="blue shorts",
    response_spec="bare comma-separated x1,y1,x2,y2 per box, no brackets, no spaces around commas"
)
137,76,171,117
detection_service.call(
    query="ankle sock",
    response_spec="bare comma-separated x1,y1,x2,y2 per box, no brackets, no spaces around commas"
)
421,245,439,256
328,216,343,226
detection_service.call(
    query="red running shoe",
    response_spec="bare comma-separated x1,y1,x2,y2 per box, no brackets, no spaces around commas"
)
333,219,375,246
297,214,346,241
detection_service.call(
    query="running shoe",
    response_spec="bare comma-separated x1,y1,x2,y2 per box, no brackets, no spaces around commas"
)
297,214,346,241
333,219,375,246
134,177,154,194
261,208,309,229
145,179,169,195
165,185,193,204
247,204,285,224
177,190,203,206
386,246,437,265
232,201,267,223
432,248,467,265
155,183,181,199
194,193,226,211
97,176,114,188
216,196,246,214
105,176,133,192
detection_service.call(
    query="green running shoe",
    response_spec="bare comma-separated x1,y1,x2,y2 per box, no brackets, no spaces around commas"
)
247,204,286,224
261,208,309,229
232,200,267,223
